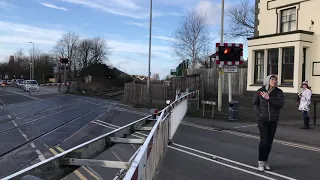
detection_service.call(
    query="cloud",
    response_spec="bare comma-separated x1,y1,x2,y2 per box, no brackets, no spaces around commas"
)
107,39,175,77
0,0,14,9
195,1,221,26
152,36,175,41
125,21,148,28
0,15,21,19
143,35,175,42
124,21,164,32
107,39,171,57
40,3,69,11
0,21,65,59
61,0,181,19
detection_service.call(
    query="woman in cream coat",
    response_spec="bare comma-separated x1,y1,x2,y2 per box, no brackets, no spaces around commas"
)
298,81,312,129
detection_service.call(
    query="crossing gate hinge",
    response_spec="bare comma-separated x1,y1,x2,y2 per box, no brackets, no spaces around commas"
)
61,158,131,169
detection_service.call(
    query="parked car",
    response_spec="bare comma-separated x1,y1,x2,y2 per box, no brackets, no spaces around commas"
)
24,80,40,91
15,79,24,88
11,79,16,86
2,80,7,86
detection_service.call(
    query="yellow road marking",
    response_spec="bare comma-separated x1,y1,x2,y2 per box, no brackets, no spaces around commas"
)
82,167,100,180
49,147,87,180
49,148,58,155
56,146,64,153
56,147,99,180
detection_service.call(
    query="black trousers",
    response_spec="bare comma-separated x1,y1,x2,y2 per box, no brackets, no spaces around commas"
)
258,121,278,161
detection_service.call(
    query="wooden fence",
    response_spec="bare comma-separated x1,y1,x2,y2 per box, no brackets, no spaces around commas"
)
124,68,248,107
123,82,171,108
187,68,247,95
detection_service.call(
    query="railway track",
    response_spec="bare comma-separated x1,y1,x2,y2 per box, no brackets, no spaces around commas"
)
0,99,119,178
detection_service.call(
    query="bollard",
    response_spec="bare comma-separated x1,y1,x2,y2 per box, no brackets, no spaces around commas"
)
228,100,239,121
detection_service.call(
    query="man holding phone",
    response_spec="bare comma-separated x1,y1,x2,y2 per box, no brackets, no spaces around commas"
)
252,74,284,171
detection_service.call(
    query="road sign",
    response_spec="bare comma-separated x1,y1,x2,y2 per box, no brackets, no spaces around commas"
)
223,65,238,73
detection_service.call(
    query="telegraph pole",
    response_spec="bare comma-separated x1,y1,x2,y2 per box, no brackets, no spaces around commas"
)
147,0,153,105
217,0,225,112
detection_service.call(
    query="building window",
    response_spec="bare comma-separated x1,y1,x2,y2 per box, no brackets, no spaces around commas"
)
267,49,279,75
282,47,294,85
254,51,264,83
281,8,296,33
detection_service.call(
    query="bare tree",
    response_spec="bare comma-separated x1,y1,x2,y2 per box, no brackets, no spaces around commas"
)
53,32,79,77
151,73,160,80
89,37,111,64
170,10,213,68
76,38,93,69
28,47,41,63
226,0,255,41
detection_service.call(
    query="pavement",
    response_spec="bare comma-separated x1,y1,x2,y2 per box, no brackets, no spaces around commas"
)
203,94,320,126
154,116,320,180
0,86,151,179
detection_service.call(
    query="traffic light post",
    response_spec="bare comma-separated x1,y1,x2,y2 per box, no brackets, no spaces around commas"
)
60,57,69,83
216,43,244,106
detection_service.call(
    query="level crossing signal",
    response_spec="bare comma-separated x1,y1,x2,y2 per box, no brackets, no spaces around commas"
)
215,43,244,65
60,57,69,64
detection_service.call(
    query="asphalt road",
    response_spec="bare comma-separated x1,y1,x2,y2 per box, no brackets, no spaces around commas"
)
154,121,320,180
0,86,151,179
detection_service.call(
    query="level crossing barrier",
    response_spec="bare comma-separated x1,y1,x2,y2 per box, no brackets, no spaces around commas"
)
3,90,198,180
122,91,197,180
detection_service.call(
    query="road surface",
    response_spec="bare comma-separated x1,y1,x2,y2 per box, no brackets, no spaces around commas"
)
0,86,150,179
154,120,320,180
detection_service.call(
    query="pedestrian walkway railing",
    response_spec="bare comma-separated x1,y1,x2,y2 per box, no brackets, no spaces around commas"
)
122,91,195,180
3,91,197,180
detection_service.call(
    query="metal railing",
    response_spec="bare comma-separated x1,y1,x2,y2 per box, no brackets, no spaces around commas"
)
123,91,196,180
3,90,197,180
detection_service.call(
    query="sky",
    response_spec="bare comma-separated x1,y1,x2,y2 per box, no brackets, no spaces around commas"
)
0,0,249,79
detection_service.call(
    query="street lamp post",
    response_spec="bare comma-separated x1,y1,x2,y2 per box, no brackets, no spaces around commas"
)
29,63,32,80
217,0,225,112
147,0,153,106
29,42,35,80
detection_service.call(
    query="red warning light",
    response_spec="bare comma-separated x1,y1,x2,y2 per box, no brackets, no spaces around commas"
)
224,48,230,54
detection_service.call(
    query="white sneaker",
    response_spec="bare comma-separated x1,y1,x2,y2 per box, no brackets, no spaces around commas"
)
258,161,264,171
264,162,271,171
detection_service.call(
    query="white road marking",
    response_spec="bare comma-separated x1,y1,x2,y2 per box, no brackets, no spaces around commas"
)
12,120,30,141
0,106,3,109
173,143,297,180
0,94,16,96
4,90,41,100
7,115,11,119
181,121,320,152
12,120,18,127
131,144,137,150
17,128,28,141
112,107,149,116
111,102,132,107
111,150,122,161
224,130,320,152
93,121,145,139
233,124,257,129
96,120,118,128
92,121,115,129
30,143,36,148
0,98,5,105
35,149,46,161
168,146,277,180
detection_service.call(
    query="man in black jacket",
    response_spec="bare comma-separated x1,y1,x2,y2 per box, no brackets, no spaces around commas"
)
252,74,284,171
